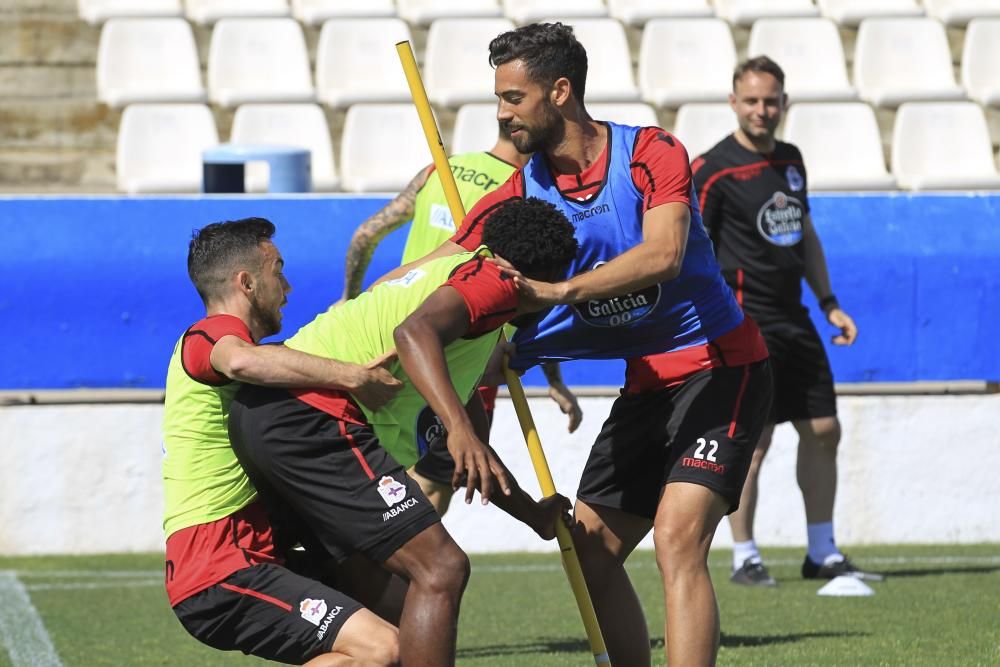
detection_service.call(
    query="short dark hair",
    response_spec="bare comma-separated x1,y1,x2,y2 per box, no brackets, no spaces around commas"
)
489,22,588,104
187,217,275,304
482,197,578,279
733,55,785,91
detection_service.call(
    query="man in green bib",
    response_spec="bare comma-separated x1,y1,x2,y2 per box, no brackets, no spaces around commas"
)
340,125,583,517
162,217,404,664
228,197,580,667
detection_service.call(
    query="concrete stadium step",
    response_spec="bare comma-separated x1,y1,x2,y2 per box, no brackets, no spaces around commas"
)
0,148,115,192
0,14,98,66
0,99,119,149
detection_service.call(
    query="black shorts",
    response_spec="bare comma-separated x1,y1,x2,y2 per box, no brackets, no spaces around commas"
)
756,312,837,424
173,563,363,665
229,385,440,563
577,360,773,518
411,409,494,485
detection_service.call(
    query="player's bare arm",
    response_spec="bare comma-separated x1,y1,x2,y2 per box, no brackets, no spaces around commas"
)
507,201,691,307
801,213,857,346
342,165,431,300
210,335,402,409
393,285,512,504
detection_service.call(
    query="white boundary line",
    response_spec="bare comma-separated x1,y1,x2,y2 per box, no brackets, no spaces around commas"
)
0,572,63,667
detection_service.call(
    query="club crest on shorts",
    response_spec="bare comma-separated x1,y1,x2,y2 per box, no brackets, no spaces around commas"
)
300,598,328,626
377,475,407,507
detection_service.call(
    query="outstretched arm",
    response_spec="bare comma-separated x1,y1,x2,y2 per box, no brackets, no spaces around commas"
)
342,166,431,300
393,286,512,505
211,337,401,410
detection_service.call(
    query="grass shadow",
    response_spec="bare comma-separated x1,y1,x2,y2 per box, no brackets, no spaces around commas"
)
720,630,870,647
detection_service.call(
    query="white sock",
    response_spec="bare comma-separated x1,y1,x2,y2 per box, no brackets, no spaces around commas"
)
733,540,761,570
806,522,842,564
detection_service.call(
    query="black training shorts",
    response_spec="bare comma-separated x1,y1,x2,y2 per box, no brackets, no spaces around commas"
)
577,360,773,518
174,563,363,665
756,311,837,424
229,385,440,563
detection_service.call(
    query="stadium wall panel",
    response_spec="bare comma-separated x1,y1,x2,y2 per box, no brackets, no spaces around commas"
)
0,395,997,555
1,192,998,389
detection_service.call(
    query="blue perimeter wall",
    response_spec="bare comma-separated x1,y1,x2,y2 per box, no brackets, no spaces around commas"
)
2,192,998,390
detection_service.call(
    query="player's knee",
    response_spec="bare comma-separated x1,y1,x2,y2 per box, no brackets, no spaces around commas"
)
415,543,470,598
329,612,400,667
812,416,841,450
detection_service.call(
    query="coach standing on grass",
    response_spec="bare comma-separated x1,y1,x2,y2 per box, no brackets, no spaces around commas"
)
407,23,774,667
692,56,879,587
161,218,403,665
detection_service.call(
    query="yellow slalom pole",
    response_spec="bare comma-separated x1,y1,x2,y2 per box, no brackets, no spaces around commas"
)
396,40,612,667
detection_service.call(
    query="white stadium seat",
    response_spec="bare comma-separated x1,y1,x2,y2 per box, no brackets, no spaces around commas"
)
713,0,819,26
208,18,315,107
924,0,1000,27
961,19,1000,106
316,18,413,108
97,18,205,107
588,102,660,127
116,103,219,193
854,18,965,107
451,104,500,154
546,19,638,102
891,102,1000,190
79,0,182,25
783,103,896,190
185,0,289,24
340,104,433,192
672,103,735,159
608,0,712,26
424,18,516,107
230,104,340,192
291,0,395,25
747,18,856,102
817,0,923,26
502,0,607,24
639,19,736,107
398,0,501,26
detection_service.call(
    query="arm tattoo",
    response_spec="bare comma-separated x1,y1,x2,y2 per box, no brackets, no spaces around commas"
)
342,168,426,298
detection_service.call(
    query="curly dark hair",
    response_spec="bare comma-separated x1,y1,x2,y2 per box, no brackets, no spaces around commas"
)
187,217,275,304
482,197,578,280
489,22,588,103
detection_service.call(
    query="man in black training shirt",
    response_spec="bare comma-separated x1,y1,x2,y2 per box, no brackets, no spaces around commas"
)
693,56,881,585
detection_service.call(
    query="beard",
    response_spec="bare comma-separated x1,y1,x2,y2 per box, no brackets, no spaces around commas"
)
250,292,282,339
504,101,565,154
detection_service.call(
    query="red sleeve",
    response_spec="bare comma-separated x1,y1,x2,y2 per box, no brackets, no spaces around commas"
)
181,314,253,384
443,257,518,337
450,171,525,250
630,127,693,212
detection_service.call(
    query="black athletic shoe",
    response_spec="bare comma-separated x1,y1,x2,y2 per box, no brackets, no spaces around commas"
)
730,558,777,587
801,555,885,581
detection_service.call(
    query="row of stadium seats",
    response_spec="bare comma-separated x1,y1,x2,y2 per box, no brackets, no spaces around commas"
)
114,101,1000,194
95,16,1000,111
79,0,1000,27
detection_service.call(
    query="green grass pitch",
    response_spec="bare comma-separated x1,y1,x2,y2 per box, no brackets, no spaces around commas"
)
1,545,998,666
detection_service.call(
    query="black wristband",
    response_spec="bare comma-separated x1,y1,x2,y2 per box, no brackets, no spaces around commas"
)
818,294,839,312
